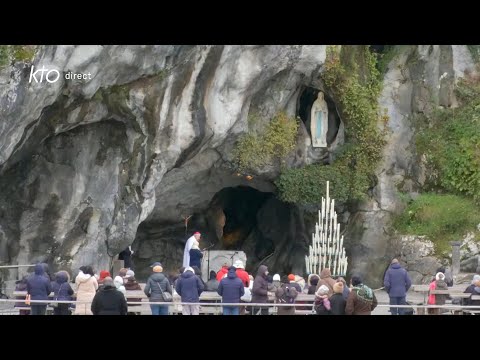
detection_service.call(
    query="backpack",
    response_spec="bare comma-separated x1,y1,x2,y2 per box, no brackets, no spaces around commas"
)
278,285,298,305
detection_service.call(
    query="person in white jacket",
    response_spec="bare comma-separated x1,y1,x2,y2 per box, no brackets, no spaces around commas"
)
75,266,98,315
114,276,127,296
183,232,201,268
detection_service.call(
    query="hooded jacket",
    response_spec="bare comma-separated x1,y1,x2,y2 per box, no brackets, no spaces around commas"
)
252,265,269,304
216,266,229,282
217,267,244,304
75,270,98,315
316,268,336,297
52,271,74,301
27,264,52,304
383,263,412,297
345,284,378,315
144,272,172,302
91,284,128,315
175,268,204,303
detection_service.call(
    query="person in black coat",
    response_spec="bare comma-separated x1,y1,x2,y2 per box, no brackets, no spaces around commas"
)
330,282,346,315
251,265,270,315
118,246,134,269
308,275,320,295
91,277,128,315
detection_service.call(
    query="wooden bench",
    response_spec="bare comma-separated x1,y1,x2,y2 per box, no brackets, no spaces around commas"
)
272,294,316,315
169,291,222,315
15,306,56,314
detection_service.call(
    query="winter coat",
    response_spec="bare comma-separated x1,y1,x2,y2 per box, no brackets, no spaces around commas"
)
75,271,98,315
316,268,336,297
314,296,331,315
175,270,204,303
235,268,250,287
342,285,350,300
444,268,454,287
91,285,128,315
216,266,229,282
217,268,244,303
383,263,412,298
329,293,346,315
189,248,203,269
288,281,302,293
428,280,436,305
251,265,269,304
118,247,133,269
434,279,448,305
276,283,298,315
27,264,53,305
470,287,480,306
144,273,172,302
463,284,480,306
124,277,142,291
345,284,378,315
51,271,74,301
113,276,126,296
205,278,219,292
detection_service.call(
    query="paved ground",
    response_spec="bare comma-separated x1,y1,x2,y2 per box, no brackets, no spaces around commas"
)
372,289,425,315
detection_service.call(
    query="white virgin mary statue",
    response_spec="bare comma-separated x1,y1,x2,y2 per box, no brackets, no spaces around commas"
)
310,91,328,148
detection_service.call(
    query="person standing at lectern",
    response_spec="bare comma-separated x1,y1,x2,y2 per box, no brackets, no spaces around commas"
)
118,246,134,270
183,232,201,268
189,240,203,269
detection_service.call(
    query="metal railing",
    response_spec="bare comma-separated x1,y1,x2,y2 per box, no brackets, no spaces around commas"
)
0,298,479,315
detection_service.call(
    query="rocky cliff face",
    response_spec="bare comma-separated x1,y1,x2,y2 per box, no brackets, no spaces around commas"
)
0,45,476,284
0,45,331,279
345,45,478,286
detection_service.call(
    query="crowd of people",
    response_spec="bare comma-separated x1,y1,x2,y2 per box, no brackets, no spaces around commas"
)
13,231,480,315
16,263,143,315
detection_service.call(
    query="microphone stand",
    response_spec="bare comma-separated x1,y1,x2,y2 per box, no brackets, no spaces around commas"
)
230,251,239,266
202,243,214,280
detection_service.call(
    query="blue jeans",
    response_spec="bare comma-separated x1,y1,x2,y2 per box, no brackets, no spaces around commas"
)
150,304,169,315
223,306,240,315
389,296,406,315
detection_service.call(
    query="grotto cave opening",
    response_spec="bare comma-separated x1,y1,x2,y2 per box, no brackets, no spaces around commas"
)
132,185,310,280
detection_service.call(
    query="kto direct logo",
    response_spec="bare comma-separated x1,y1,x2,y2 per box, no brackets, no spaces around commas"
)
29,66,60,83
29,66,93,83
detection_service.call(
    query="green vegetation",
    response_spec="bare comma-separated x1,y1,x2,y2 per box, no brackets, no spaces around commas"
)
375,45,397,75
415,78,480,202
11,45,36,62
233,112,299,173
393,193,480,255
467,45,480,63
276,45,387,205
0,45,36,69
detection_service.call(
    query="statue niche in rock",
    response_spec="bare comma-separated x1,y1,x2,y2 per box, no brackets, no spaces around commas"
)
310,91,328,148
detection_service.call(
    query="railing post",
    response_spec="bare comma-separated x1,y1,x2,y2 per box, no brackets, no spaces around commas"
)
450,241,462,282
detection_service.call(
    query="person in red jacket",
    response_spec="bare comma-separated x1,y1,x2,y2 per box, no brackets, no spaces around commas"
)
216,263,229,282
233,260,250,287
